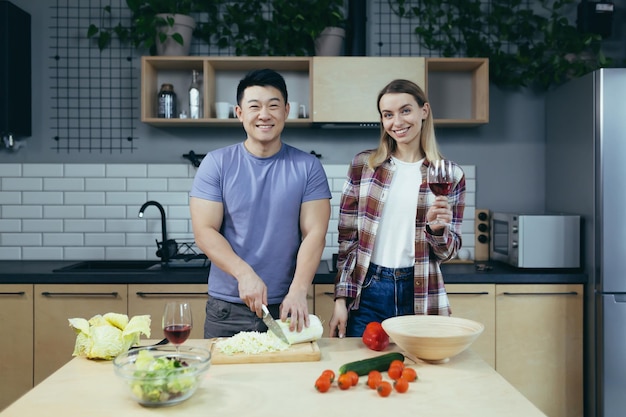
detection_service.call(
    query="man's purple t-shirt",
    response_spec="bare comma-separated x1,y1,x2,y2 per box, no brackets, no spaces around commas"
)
190,142,331,304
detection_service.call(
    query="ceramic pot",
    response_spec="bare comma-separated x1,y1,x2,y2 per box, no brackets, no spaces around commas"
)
155,14,196,56
314,27,345,56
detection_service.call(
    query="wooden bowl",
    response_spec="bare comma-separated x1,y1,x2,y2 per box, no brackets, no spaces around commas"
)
381,315,484,364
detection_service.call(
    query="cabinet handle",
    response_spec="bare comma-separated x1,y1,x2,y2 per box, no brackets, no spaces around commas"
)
41,291,119,297
323,291,334,297
135,292,207,298
448,291,490,295
0,291,26,296
502,291,579,296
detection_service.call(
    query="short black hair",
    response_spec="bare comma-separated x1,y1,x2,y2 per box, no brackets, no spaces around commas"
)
236,69,288,105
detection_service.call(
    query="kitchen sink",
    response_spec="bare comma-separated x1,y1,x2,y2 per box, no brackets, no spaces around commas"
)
53,258,210,273
53,260,161,273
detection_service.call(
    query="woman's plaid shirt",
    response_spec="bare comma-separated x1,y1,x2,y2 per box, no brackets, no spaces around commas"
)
334,151,466,315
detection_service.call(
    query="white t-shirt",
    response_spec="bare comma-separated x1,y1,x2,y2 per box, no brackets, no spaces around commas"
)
370,157,424,268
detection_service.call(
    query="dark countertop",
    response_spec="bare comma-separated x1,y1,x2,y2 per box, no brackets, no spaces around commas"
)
0,260,587,285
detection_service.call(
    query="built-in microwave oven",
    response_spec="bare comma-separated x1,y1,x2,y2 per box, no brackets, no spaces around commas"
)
490,213,581,268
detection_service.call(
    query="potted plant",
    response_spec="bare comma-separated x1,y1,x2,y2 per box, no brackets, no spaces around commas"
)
203,0,346,56
388,0,614,90
86,0,207,55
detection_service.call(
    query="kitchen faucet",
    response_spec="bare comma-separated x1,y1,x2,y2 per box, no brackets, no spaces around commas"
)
138,200,176,262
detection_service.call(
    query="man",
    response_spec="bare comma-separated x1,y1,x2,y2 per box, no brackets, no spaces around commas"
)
190,69,331,338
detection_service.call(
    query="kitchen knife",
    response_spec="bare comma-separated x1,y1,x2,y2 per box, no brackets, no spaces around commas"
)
262,304,290,345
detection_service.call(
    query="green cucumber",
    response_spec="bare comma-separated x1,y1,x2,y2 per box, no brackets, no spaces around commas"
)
338,352,405,376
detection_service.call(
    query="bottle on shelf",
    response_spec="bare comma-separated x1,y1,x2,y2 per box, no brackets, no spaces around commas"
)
189,70,202,119
158,83,177,119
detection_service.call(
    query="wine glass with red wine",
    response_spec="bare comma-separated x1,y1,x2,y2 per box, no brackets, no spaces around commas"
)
162,301,192,351
427,159,454,226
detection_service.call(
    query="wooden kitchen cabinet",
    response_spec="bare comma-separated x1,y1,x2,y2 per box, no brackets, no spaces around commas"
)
0,284,33,411
128,284,208,340
495,284,583,417
141,56,312,127
33,284,127,385
140,56,488,128
446,283,495,368
311,57,425,123
426,58,489,126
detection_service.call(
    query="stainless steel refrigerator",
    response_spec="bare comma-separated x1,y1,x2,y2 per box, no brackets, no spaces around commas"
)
546,68,626,417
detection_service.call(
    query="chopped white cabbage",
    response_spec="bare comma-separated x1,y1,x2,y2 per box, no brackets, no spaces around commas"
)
215,314,324,355
215,331,289,355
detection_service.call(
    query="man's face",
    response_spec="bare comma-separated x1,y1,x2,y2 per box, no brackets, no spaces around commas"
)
236,85,288,145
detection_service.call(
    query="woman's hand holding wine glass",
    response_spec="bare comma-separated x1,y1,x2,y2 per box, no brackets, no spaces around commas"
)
162,301,193,352
427,159,454,228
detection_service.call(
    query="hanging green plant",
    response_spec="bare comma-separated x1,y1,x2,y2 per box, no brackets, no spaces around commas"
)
388,0,613,90
195,0,346,56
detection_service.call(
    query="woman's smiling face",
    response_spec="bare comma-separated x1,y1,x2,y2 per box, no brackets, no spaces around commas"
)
379,92,429,147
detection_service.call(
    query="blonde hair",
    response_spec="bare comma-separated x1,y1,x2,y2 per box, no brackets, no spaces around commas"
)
368,79,442,170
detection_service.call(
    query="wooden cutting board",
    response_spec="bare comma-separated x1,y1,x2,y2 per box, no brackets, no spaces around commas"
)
208,338,321,364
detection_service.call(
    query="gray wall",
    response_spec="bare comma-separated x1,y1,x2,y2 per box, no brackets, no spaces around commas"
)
2,0,625,214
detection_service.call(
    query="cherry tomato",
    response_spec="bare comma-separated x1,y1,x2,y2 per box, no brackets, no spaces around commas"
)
394,377,410,393
401,367,418,382
337,373,353,390
315,376,331,393
388,365,404,380
367,370,383,389
377,380,393,397
345,370,359,386
321,369,335,383
389,359,405,370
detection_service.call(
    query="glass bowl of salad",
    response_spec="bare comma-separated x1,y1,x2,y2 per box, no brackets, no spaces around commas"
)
113,345,211,407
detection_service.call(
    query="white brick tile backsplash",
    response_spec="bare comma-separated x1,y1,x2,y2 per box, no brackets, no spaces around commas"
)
3,233,42,246
168,178,194,191
44,178,84,191
106,192,148,205
43,233,84,246
105,164,147,177
3,205,43,218
23,191,64,205
0,191,22,204
23,164,64,177
64,219,105,233
0,163,477,261
127,178,168,191
86,205,126,219
64,192,106,205
84,233,125,246
44,205,84,219
0,163,21,177
64,247,104,260
64,164,106,177
85,178,126,191
23,247,63,260
0,219,21,232
147,164,189,178
0,247,21,259
22,219,64,232
2,177,43,191
146,192,190,205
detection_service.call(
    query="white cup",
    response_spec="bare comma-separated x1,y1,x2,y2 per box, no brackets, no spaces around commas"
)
215,102,234,119
288,102,307,119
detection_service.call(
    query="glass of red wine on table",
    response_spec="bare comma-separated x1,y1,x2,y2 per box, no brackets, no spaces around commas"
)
427,159,454,227
162,301,192,352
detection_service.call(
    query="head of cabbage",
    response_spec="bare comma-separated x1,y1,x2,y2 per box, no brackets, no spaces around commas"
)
68,312,151,360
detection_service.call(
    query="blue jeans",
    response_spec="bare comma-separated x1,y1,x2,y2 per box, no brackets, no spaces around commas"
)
346,263,415,337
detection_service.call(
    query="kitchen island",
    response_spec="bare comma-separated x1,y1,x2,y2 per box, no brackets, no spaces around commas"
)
0,338,546,417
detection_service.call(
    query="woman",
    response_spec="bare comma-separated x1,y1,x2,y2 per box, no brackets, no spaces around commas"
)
329,79,466,338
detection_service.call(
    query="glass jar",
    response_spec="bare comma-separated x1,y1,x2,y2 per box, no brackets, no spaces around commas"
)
158,83,177,119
